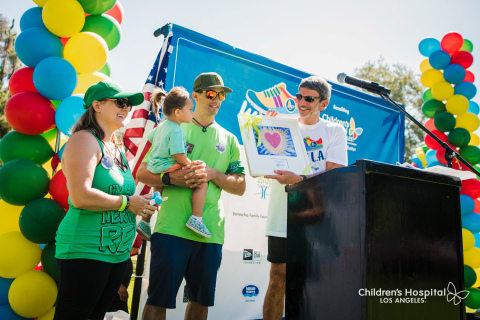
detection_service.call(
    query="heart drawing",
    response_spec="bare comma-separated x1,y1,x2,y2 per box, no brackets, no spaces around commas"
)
264,132,281,149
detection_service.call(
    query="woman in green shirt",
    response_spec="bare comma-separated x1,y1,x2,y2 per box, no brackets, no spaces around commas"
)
54,81,158,320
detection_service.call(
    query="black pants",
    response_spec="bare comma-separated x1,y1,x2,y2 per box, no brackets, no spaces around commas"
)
53,258,129,320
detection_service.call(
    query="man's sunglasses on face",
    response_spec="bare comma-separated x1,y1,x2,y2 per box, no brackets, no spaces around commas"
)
197,90,227,101
296,94,322,103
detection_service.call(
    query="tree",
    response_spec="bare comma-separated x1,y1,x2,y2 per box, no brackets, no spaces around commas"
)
353,57,425,162
0,14,21,139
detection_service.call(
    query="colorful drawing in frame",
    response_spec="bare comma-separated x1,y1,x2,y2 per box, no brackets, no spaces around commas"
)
254,125,297,157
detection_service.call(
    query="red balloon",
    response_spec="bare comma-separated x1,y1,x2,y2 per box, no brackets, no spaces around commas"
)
441,32,464,54
49,169,69,210
461,179,480,199
465,71,475,83
5,92,56,135
475,199,480,213
8,67,37,96
425,118,436,131
435,148,449,165
451,51,473,69
60,37,69,46
425,130,448,150
105,1,124,24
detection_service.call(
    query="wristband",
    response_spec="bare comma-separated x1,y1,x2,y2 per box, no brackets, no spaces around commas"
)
301,175,307,181
119,195,127,211
125,196,130,209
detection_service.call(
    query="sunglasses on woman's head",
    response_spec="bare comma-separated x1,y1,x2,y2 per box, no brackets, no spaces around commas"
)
296,94,322,103
197,90,226,101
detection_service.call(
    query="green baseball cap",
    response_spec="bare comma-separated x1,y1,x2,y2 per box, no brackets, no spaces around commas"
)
83,80,145,109
193,72,233,93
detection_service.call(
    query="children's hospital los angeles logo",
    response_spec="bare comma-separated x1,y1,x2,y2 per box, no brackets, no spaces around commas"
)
358,282,469,305
239,83,297,115
322,106,363,152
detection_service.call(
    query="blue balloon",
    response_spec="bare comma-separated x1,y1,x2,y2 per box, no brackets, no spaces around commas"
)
468,101,480,115
443,64,466,84
455,82,477,100
58,143,66,160
0,277,14,305
15,27,63,68
461,194,476,216
419,38,441,57
474,233,480,248
463,212,480,234
0,305,33,320
55,95,86,137
425,149,437,164
20,7,45,31
411,155,424,168
429,50,451,70
426,160,444,168
33,57,78,100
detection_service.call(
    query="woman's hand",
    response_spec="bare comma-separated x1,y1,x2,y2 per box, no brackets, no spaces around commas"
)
128,194,158,218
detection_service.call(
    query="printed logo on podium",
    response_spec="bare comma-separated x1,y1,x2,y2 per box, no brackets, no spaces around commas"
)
242,285,260,302
243,249,262,264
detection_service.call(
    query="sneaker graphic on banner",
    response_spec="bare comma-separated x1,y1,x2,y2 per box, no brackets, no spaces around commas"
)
136,220,152,241
246,83,297,115
185,215,211,238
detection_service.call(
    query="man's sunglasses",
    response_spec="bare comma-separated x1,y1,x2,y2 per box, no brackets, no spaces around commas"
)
104,98,133,111
296,94,322,103
197,90,226,101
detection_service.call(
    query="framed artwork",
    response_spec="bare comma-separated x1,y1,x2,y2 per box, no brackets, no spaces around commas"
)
238,113,310,177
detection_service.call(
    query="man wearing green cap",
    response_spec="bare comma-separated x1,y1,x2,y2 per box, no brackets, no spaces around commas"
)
137,72,246,320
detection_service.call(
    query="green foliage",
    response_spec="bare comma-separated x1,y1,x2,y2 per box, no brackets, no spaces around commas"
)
353,57,425,162
0,14,21,141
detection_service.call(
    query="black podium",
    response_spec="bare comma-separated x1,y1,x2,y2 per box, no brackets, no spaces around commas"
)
285,160,465,320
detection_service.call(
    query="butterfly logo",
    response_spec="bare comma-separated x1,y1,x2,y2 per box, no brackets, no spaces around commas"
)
348,118,363,140
446,282,469,305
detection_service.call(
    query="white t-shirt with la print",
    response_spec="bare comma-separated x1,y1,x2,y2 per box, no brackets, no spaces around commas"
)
266,117,348,238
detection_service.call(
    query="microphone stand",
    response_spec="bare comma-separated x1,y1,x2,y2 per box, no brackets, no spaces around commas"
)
377,92,480,178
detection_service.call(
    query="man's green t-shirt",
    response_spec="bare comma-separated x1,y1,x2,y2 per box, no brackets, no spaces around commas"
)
143,122,245,244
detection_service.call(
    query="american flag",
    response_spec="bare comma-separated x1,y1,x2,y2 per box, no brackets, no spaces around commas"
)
123,27,173,195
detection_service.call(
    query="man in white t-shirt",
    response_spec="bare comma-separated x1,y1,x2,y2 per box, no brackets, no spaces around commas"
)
263,76,348,320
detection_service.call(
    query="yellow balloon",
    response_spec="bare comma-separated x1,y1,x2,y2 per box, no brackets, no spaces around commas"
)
474,268,480,287
38,306,55,320
446,95,470,115
420,58,433,73
32,0,48,6
8,270,57,318
415,147,427,167
0,201,23,235
431,81,454,101
456,113,480,133
73,72,110,95
421,69,444,88
467,306,477,313
463,228,476,251
470,133,480,147
64,32,109,74
42,0,85,38
0,232,41,278
465,247,480,269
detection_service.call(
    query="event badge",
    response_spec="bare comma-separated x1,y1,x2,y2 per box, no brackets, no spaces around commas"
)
216,143,226,154
101,155,114,170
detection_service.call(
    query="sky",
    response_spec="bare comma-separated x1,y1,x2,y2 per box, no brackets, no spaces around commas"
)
3,0,480,106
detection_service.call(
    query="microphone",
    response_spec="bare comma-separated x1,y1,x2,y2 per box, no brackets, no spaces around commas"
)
337,73,391,95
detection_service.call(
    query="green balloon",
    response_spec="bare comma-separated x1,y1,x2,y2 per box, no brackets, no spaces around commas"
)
77,0,116,15
460,146,480,165
0,131,54,165
82,14,121,51
466,287,480,309
448,128,471,147
465,265,477,288
0,159,50,205
41,127,59,142
19,198,65,244
98,60,112,77
51,100,61,110
423,88,434,102
461,39,474,53
422,99,445,118
41,243,59,282
434,112,456,132
420,142,428,153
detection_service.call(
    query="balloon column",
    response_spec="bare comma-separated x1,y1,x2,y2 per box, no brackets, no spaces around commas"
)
416,32,480,312
0,1,124,319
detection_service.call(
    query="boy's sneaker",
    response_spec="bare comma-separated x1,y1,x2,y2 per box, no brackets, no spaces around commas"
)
186,216,211,238
137,220,151,241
